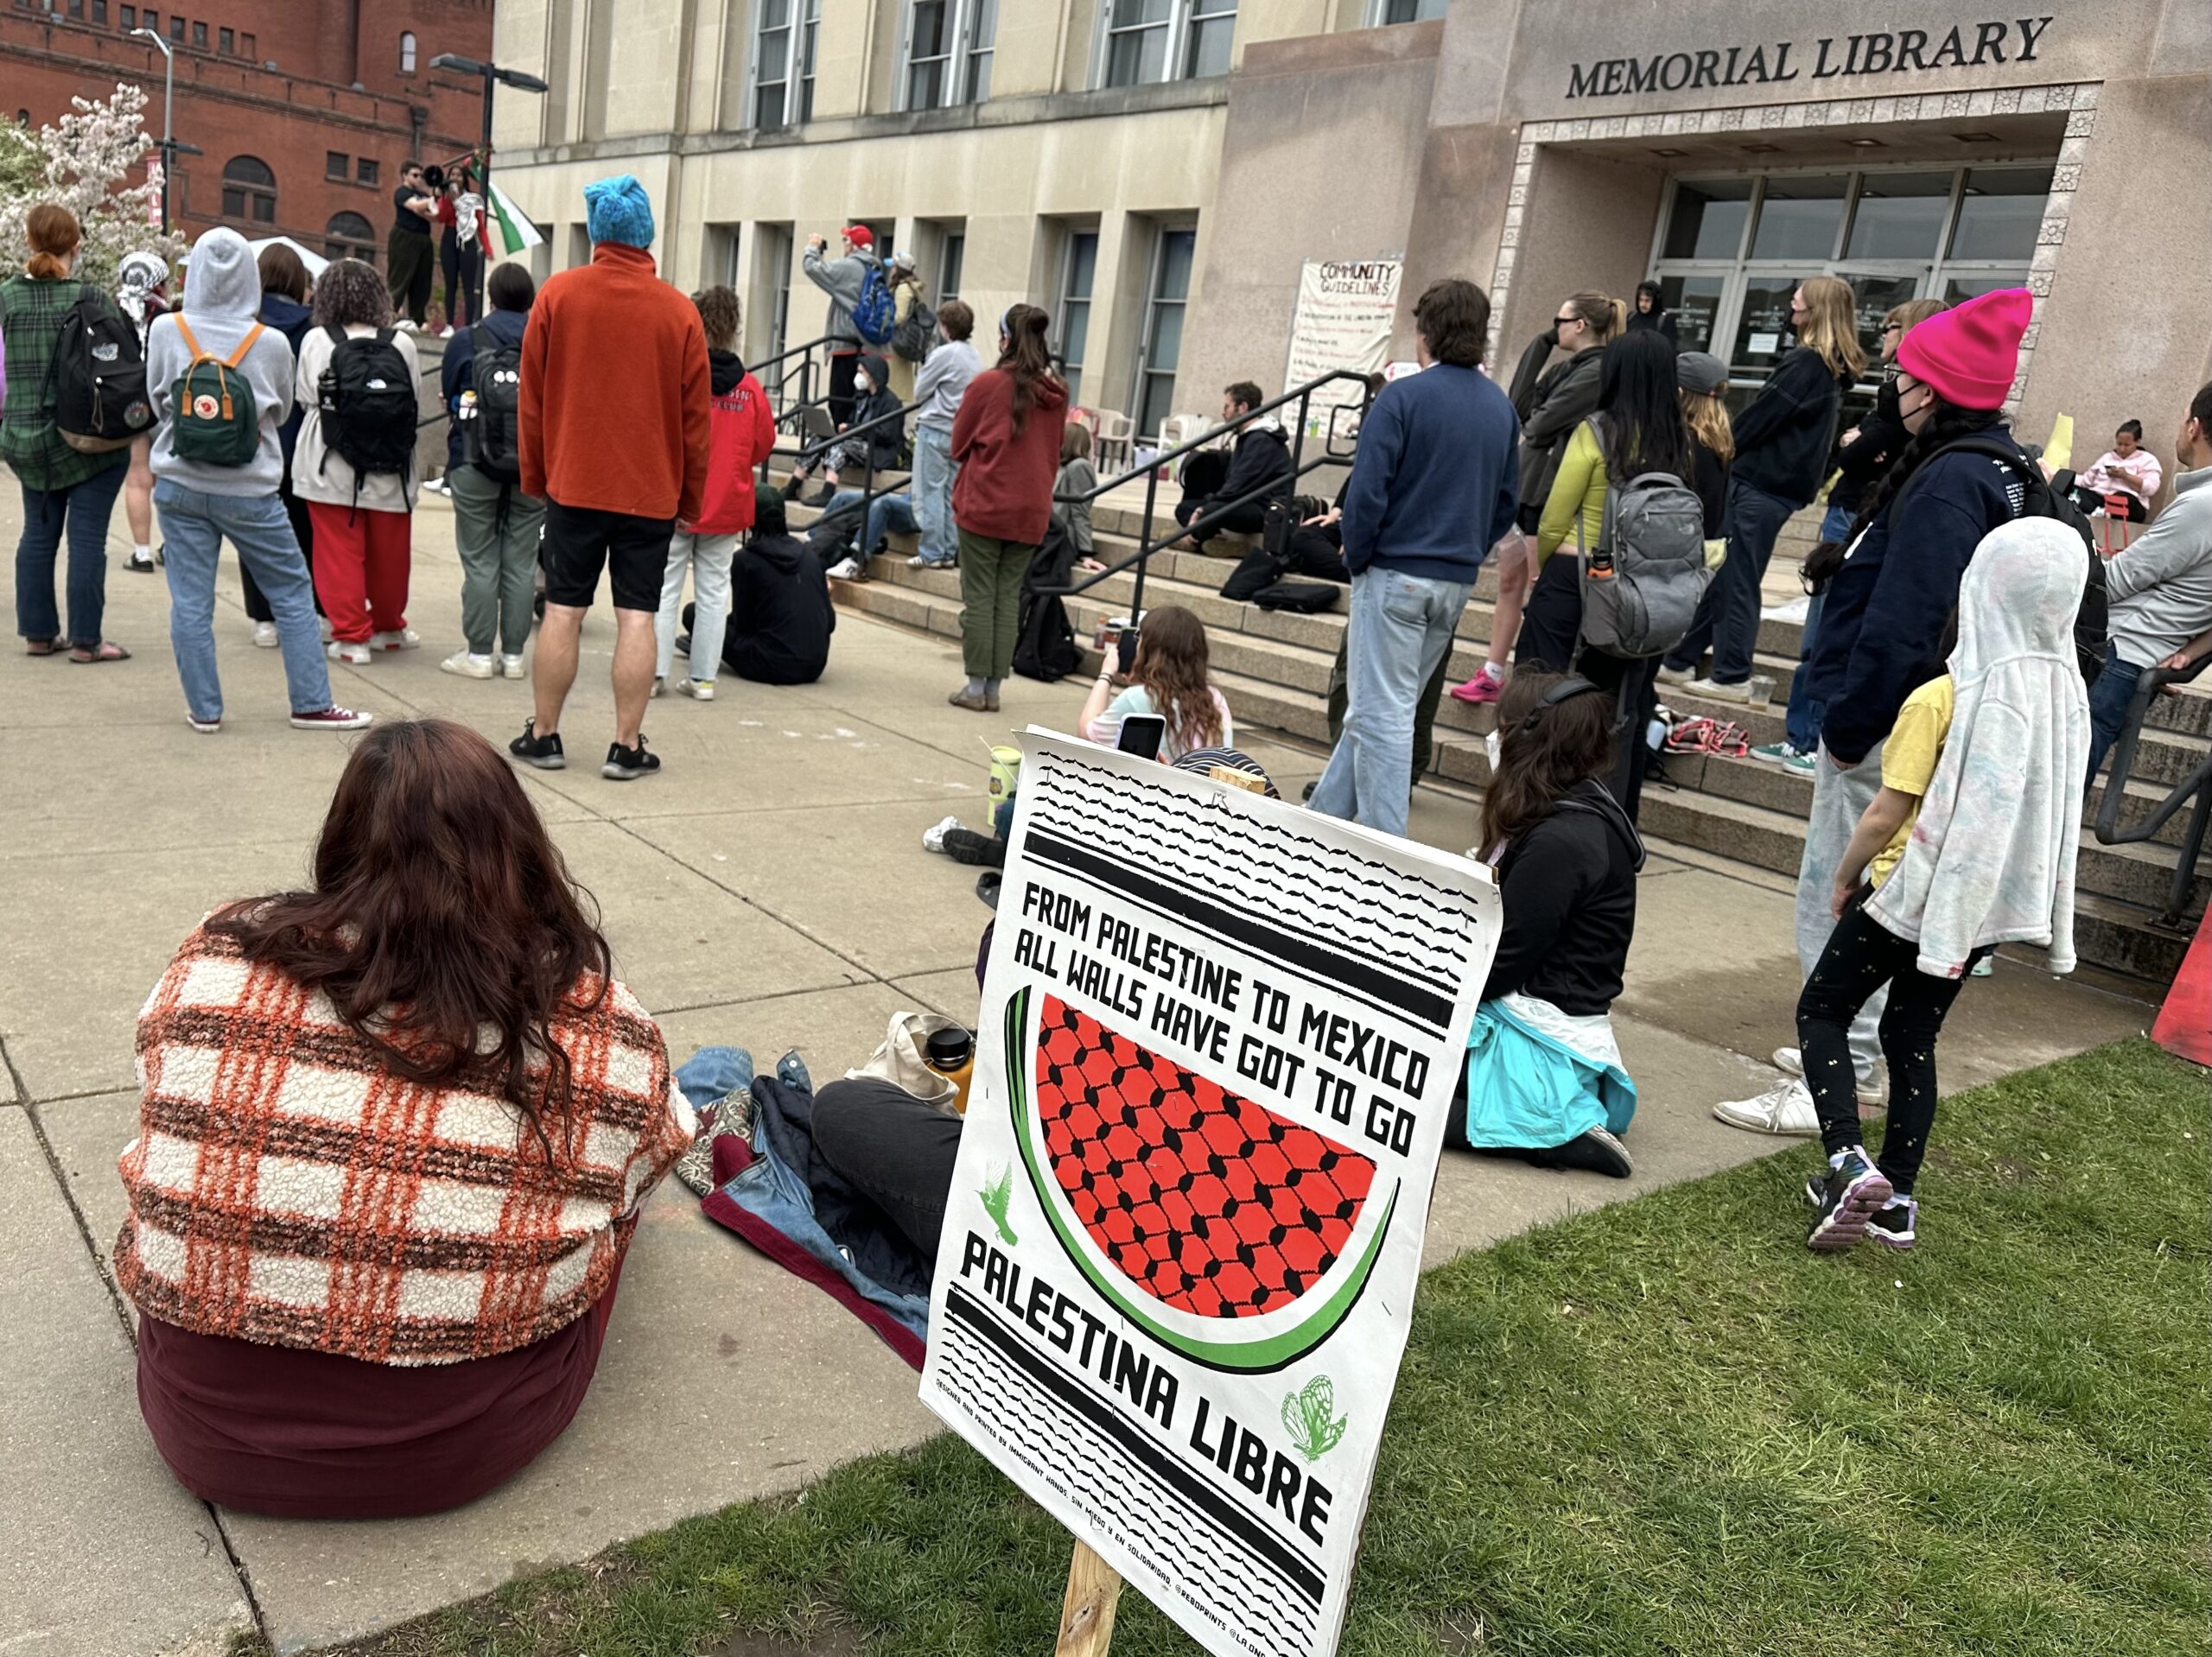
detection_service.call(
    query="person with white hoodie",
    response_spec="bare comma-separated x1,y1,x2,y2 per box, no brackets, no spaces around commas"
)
1798,517,2089,1254
144,228,371,736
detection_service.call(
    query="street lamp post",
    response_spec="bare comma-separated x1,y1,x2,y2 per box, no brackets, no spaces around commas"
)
129,26,175,232
429,53,549,319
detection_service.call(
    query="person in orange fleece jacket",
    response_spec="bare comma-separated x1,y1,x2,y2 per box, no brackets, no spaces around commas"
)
512,174,710,784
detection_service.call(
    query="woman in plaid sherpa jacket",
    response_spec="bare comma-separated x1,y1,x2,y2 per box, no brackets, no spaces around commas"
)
114,719,697,1518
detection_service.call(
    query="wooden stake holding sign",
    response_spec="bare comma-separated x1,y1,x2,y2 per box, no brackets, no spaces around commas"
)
918,734,1499,1657
1055,1542,1123,1655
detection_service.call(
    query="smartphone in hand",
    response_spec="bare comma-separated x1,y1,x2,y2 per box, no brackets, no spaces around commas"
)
1116,714,1166,763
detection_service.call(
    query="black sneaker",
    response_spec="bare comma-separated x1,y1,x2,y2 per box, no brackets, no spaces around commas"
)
942,826,1006,869
602,735,661,781
510,718,566,770
1866,1197,1918,1251
1806,1147,1894,1252
1518,1126,1633,1178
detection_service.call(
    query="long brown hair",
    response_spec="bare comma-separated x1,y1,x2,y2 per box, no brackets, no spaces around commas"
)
1132,606,1224,754
1479,671,1617,855
207,720,613,1144
1796,275,1869,381
26,204,79,280
997,302,1059,435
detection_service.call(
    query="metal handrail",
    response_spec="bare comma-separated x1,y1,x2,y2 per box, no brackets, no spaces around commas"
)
2094,653,2212,929
1035,368,1374,614
769,395,917,564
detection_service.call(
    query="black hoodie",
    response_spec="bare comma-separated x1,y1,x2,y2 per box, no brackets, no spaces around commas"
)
844,354,906,472
725,530,835,685
1483,779,1645,1018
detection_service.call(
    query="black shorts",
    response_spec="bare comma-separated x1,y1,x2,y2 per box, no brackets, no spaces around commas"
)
541,500,675,613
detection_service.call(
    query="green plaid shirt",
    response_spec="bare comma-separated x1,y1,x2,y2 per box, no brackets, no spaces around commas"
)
1,274,130,492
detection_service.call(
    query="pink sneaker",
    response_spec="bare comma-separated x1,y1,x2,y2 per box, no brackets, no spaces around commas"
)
289,706,375,732
1448,673,1503,705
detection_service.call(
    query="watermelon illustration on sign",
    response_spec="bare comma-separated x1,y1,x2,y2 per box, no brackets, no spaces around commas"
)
1005,988,1399,1374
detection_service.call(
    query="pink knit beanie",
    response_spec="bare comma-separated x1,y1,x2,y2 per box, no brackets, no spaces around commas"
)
1895,287,2031,410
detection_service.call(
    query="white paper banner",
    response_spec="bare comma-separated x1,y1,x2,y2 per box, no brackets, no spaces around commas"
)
1281,259,1402,441
919,733,1499,1657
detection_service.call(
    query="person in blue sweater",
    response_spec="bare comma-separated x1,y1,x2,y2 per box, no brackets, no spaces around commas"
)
1714,287,2036,1140
1307,278,1519,839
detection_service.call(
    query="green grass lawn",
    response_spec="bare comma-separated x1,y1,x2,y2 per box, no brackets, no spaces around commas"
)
296,1040,2209,1657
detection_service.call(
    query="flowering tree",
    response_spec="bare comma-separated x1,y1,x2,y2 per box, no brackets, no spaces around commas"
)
0,84,185,289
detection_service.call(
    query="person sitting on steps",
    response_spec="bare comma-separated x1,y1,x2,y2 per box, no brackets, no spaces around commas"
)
1449,671,1643,1179
1078,604,1236,764
789,353,905,506
1171,381,1293,551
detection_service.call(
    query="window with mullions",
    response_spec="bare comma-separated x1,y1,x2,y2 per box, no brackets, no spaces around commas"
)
1646,163,2051,386
753,0,822,128
1099,0,1235,89
220,154,276,223
902,0,996,111
1135,225,1196,440
1054,229,1098,405
1373,0,1447,19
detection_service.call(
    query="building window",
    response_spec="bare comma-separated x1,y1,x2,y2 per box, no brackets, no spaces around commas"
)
143,9,157,32
1101,0,1233,88
938,232,964,304
67,0,83,17
902,0,996,111
398,29,416,74
238,29,251,57
1053,228,1098,405
218,24,231,51
752,0,821,128
356,156,378,184
190,18,203,46
326,150,348,181
1647,163,2053,389
326,211,376,266
166,13,180,40
120,5,134,26
1134,225,1194,438
762,223,794,390
1372,0,1446,20
220,154,276,224
92,0,108,22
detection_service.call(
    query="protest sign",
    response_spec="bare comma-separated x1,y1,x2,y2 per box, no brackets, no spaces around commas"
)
919,733,1499,1657
1281,259,1402,441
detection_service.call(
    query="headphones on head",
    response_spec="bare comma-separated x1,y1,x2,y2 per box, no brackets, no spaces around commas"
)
1516,676,1607,733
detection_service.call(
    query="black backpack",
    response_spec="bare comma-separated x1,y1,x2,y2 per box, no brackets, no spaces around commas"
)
315,326,417,500
891,296,935,365
1923,435,2107,686
49,292,154,453
1252,581,1340,614
461,321,524,482
1013,522,1081,682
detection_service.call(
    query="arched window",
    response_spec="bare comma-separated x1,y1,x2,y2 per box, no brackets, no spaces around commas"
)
326,211,377,267
399,30,416,74
220,155,276,224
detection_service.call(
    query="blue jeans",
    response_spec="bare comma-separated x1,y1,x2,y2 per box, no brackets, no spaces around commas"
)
155,480,333,722
2084,644,2144,784
1786,505,1855,751
16,461,126,644
824,487,918,558
1310,567,1473,839
656,528,739,682
1665,476,1797,685
912,424,957,566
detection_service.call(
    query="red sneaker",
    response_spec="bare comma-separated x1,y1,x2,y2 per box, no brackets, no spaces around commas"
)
1448,673,1503,705
289,706,374,732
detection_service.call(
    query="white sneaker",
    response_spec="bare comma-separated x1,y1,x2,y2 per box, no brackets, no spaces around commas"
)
501,653,527,680
251,620,279,649
371,627,420,651
677,677,715,701
326,640,372,666
1713,1078,1821,1136
1655,663,1695,686
922,814,960,854
1775,1046,1886,1105
650,676,665,698
1688,676,1750,702
440,650,496,679
826,556,862,580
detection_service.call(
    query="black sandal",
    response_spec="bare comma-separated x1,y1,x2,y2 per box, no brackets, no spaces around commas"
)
68,640,132,663
24,637,65,657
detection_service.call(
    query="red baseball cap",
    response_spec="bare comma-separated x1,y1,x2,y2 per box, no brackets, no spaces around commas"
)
842,225,874,249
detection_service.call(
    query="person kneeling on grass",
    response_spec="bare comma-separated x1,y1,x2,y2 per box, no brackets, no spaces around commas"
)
1800,518,2088,1254
115,720,696,1518
1450,672,1643,1178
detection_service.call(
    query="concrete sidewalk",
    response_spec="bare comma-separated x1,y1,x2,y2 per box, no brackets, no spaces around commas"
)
0,493,2152,1654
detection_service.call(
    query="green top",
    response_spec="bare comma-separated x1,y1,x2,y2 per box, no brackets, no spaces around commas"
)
1535,420,1607,568
1,274,130,492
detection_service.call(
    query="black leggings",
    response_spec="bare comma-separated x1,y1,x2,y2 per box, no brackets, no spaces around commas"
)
810,1078,964,1274
240,480,319,623
1516,551,1660,822
2070,484,2149,522
1796,899,1988,1193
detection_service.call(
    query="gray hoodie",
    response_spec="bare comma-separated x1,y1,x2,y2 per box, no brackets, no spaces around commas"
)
146,227,296,495
802,244,879,349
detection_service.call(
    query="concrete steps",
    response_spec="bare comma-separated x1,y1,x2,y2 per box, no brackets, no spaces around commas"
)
804,497,2207,986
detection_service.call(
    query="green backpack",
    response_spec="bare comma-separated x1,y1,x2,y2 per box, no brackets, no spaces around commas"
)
168,316,266,466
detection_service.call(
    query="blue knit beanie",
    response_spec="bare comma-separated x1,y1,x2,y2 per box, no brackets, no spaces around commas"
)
583,175,654,250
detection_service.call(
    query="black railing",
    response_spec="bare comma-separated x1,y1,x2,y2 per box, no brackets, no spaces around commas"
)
2094,654,2212,930
749,333,841,429
1036,370,1373,617
771,395,915,568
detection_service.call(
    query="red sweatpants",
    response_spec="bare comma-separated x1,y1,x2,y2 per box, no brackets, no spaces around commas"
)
308,502,412,643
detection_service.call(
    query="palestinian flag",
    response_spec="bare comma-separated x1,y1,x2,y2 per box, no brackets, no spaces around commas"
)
480,181,543,259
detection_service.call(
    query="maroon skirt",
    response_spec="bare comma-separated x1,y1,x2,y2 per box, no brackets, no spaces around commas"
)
136,1268,621,1520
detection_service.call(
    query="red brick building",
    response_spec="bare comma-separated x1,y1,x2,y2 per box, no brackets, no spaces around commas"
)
3,0,492,270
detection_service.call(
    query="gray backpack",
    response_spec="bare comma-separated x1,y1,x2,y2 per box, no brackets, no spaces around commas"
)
1575,417,1712,659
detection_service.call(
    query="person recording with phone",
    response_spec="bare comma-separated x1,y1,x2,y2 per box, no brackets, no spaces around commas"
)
1078,606,1234,764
